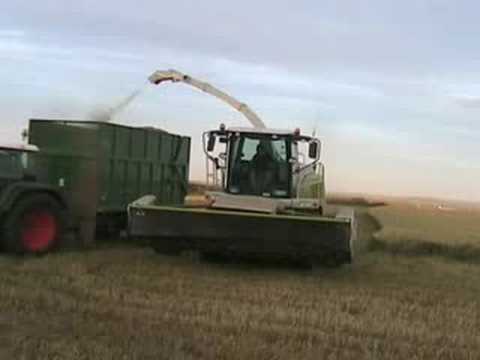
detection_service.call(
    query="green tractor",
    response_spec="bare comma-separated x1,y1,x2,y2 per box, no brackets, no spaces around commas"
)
0,144,68,253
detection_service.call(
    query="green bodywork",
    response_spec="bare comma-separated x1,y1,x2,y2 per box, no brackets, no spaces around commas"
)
297,171,326,200
129,202,353,264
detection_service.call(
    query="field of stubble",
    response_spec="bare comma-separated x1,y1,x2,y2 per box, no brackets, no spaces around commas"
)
0,197,479,359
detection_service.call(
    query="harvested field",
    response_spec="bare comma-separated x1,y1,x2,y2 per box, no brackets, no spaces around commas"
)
370,198,480,262
0,197,479,359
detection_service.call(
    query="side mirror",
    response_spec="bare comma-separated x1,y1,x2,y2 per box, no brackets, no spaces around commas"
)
207,135,216,152
21,128,28,141
308,141,318,159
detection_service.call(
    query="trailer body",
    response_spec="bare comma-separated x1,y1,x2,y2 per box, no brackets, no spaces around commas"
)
27,119,190,244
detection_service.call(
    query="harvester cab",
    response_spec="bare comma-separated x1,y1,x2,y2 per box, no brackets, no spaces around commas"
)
201,126,327,216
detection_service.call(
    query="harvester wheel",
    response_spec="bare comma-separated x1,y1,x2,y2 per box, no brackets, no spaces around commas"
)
2,193,67,254
151,237,183,256
201,251,231,263
312,251,351,268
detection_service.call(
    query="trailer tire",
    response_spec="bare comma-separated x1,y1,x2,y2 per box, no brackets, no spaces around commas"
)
2,193,67,254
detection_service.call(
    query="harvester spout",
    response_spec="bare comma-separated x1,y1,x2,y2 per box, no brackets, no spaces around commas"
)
148,69,266,129
149,70,185,84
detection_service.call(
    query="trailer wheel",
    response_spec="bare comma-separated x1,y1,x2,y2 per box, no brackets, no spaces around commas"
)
2,193,67,254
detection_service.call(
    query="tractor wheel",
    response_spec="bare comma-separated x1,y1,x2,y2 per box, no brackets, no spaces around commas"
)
2,193,67,254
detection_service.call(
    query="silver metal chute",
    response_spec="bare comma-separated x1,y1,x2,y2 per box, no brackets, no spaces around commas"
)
148,69,266,129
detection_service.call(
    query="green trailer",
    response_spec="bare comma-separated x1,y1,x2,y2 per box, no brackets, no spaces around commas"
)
0,119,190,253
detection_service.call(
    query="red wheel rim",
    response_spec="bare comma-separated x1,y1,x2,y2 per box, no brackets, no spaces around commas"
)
21,210,57,252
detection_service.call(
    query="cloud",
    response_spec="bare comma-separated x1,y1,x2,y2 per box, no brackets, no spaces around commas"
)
0,36,142,65
452,95,480,108
4,0,480,77
0,29,26,38
2,1,480,200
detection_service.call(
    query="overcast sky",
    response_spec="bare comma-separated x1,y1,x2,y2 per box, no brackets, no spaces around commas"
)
1,1,479,200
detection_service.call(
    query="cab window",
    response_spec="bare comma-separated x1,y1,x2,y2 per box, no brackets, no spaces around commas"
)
228,135,290,197
0,150,23,179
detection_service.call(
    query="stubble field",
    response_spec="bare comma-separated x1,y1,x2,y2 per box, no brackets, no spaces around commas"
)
0,196,479,359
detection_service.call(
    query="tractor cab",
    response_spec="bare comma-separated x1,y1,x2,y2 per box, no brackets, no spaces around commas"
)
0,144,38,183
203,125,321,199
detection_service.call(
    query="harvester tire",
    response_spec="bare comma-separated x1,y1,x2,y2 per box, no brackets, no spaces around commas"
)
313,251,351,268
201,251,230,263
1,193,67,254
151,237,183,256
